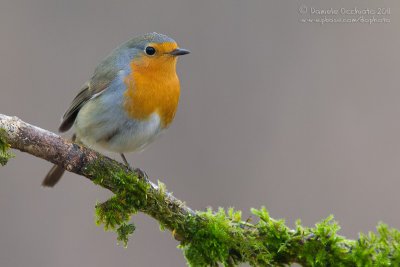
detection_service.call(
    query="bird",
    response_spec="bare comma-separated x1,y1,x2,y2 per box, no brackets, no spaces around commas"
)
42,32,189,187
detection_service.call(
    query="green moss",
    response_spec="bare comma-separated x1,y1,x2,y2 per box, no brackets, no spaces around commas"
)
0,128,14,166
349,224,400,266
180,207,284,266
181,208,233,266
117,223,136,247
85,159,400,266
295,216,352,266
177,207,400,266
87,160,149,245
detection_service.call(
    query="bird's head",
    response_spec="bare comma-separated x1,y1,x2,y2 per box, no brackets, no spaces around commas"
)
125,32,189,71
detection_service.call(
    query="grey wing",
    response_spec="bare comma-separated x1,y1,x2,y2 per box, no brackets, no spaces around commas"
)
58,83,92,132
58,53,121,133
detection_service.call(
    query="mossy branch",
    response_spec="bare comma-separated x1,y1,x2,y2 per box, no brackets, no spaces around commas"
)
1,113,400,267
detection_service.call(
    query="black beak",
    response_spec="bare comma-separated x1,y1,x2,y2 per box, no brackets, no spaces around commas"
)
169,48,190,56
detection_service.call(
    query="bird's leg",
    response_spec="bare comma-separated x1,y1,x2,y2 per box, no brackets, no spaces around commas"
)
119,153,148,180
120,153,131,169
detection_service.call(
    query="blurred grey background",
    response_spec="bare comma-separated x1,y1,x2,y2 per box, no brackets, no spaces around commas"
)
0,0,399,266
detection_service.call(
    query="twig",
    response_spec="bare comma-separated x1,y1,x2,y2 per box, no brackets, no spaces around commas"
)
0,114,195,225
2,113,400,266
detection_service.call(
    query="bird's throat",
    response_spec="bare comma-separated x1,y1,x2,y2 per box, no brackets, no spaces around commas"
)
123,58,180,128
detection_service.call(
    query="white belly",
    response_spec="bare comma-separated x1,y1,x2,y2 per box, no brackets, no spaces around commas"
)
74,96,163,153
99,113,162,153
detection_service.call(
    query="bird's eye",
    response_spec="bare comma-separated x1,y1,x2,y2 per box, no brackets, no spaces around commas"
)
145,46,156,56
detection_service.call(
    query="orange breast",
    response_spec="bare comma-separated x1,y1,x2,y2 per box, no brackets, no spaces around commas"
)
123,54,180,128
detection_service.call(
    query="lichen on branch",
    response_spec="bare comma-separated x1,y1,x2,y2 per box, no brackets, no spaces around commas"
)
0,128,14,165
1,113,400,266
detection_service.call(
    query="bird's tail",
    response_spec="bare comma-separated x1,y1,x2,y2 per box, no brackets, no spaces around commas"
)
42,165,65,187
42,134,76,187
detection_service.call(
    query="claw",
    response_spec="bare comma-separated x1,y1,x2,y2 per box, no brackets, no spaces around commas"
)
134,168,149,180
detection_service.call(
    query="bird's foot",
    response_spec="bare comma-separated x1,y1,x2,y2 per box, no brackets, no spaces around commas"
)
119,153,148,180
134,168,149,180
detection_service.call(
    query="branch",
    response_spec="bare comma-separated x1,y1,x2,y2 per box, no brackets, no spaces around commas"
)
1,113,400,267
0,114,194,213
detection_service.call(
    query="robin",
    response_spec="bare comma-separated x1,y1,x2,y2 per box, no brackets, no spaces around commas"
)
42,32,189,187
